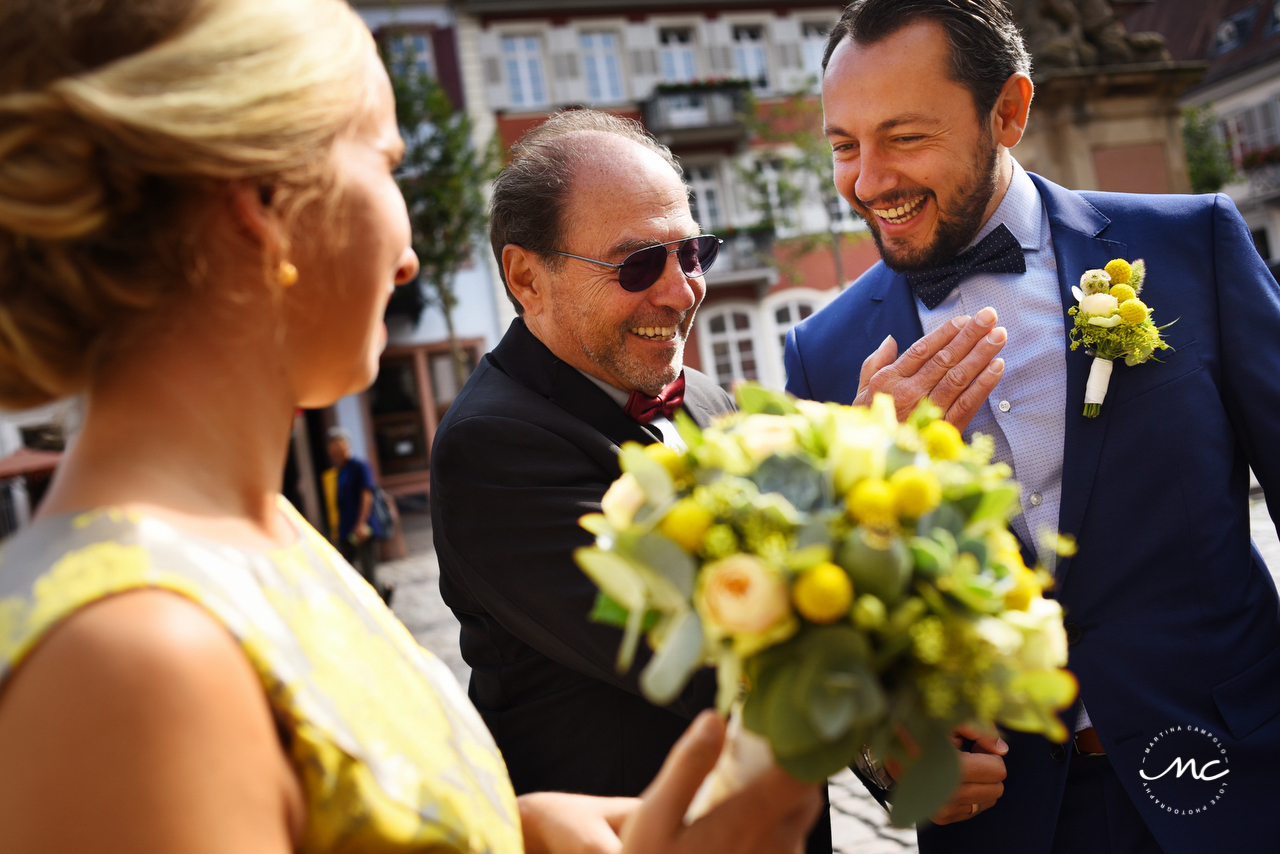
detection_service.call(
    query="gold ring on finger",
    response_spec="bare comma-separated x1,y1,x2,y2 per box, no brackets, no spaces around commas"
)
970,803,979,816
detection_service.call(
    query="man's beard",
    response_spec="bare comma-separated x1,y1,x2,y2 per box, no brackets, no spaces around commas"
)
579,311,691,394
859,131,1000,272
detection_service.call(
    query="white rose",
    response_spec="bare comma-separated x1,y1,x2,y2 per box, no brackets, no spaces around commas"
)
698,554,791,634
735,414,798,462
1001,597,1069,670
1079,293,1118,317
1079,269,1111,295
601,472,647,529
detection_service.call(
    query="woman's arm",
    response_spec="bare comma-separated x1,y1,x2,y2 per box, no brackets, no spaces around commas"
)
0,589,305,854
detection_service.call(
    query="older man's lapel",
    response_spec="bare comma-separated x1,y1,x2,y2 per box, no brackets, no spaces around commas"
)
1030,174,1127,590
490,319,658,449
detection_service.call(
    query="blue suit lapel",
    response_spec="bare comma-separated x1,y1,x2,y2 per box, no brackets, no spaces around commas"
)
1030,174,1128,589
863,267,926,365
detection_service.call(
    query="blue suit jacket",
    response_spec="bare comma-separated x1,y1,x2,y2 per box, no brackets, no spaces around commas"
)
785,175,1280,854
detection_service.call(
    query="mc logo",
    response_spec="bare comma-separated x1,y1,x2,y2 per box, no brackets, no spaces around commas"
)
1139,726,1230,816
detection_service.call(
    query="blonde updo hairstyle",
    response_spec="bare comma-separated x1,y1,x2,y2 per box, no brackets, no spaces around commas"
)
0,0,373,410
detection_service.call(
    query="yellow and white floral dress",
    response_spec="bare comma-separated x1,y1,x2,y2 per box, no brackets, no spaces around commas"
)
0,501,521,854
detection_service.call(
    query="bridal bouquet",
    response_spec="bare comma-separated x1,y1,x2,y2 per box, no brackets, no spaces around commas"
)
1069,258,1174,417
575,387,1076,827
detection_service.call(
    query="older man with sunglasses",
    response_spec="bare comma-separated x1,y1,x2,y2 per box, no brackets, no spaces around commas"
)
429,109,837,852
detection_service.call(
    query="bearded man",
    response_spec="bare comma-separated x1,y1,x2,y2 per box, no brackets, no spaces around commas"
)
785,1,1280,853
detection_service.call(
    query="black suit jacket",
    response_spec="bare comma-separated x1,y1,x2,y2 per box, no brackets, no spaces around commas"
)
431,318,733,796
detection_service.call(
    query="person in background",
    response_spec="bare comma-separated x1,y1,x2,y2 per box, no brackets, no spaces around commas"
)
0,0,821,851
324,426,390,602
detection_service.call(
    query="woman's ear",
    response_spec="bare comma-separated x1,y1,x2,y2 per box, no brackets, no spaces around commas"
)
229,182,284,255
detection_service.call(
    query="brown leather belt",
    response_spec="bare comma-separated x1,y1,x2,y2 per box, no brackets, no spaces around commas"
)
1074,727,1105,755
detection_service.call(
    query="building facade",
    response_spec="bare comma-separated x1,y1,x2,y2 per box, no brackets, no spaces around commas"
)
1122,0,1280,277
455,0,879,392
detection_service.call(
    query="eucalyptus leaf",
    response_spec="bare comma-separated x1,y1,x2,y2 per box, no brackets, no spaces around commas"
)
588,593,661,631
970,485,1020,524
917,502,966,539
627,531,697,598
639,610,705,705
773,722,866,783
574,547,646,611
737,384,800,415
619,443,675,506
957,535,988,567
910,537,952,577
888,723,961,828
838,528,913,605
751,453,824,513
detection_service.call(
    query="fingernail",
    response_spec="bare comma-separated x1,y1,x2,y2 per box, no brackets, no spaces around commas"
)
951,315,971,329
989,358,1005,374
997,738,1009,754
976,307,997,326
986,326,1007,345
879,334,894,351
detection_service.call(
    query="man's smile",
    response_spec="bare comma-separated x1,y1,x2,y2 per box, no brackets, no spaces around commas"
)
872,195,927,225
630,325,677,341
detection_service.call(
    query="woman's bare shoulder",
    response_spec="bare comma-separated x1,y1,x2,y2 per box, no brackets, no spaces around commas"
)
0,589,304,853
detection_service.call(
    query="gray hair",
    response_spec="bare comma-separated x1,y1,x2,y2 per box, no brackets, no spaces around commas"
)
488,109,683,314
326,426,352,444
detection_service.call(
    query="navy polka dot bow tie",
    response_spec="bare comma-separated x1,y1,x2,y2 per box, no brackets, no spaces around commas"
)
903,223,1026,310
624,373,685,424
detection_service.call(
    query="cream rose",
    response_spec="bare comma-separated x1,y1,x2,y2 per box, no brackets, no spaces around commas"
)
1000,597,1069,670
601,472,647,529
698,554,791,634
735,414,798,462
1079,292,1118,317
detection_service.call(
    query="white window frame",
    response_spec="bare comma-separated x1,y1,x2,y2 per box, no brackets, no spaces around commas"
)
388,33,436,80
659,26,698,83
686,163,725,230
733,24,770,92
581,30,625,103
800,21,831,84
761,288,837,390
502,34,549,109
698,303,764,391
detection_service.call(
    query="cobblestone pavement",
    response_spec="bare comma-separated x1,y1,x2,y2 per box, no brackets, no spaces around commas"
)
379,496,1280,854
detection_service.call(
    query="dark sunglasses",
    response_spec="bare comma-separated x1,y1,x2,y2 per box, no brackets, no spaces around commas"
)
551,235,722,292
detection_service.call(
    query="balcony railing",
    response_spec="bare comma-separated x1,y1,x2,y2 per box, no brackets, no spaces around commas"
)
643,82,750,147
704,228,776,290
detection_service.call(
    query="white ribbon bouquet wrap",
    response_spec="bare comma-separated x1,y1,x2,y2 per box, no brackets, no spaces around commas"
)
576,387,1078,828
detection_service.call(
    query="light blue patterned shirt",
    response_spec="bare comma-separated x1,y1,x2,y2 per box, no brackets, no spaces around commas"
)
915,161,1066,565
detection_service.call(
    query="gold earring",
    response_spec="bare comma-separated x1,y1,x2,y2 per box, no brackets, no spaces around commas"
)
276,260,298,287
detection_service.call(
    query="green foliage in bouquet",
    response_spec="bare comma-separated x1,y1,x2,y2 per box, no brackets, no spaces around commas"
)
575,387,1077,827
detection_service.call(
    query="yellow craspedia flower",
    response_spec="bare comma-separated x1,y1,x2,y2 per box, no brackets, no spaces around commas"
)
1118,298,1149,324
659,498,714,553
920,420,964,461
644,443,689,482
847,477,896,523
791,561,854,624
1004,565,1042,611
1104,258,1132,285
890,465,942,518
1108,283,1136,303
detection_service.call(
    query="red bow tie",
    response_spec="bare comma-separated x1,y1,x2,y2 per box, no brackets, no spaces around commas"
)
624,374,686,424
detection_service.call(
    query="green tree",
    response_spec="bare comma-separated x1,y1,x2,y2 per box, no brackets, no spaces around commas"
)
736,80,855,289
381,35,500,387
1182,104,1237,194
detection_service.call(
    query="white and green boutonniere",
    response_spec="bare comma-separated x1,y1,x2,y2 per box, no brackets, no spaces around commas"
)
1068,258,1175,418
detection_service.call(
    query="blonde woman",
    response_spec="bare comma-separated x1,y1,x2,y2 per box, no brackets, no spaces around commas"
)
0,1,820,852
